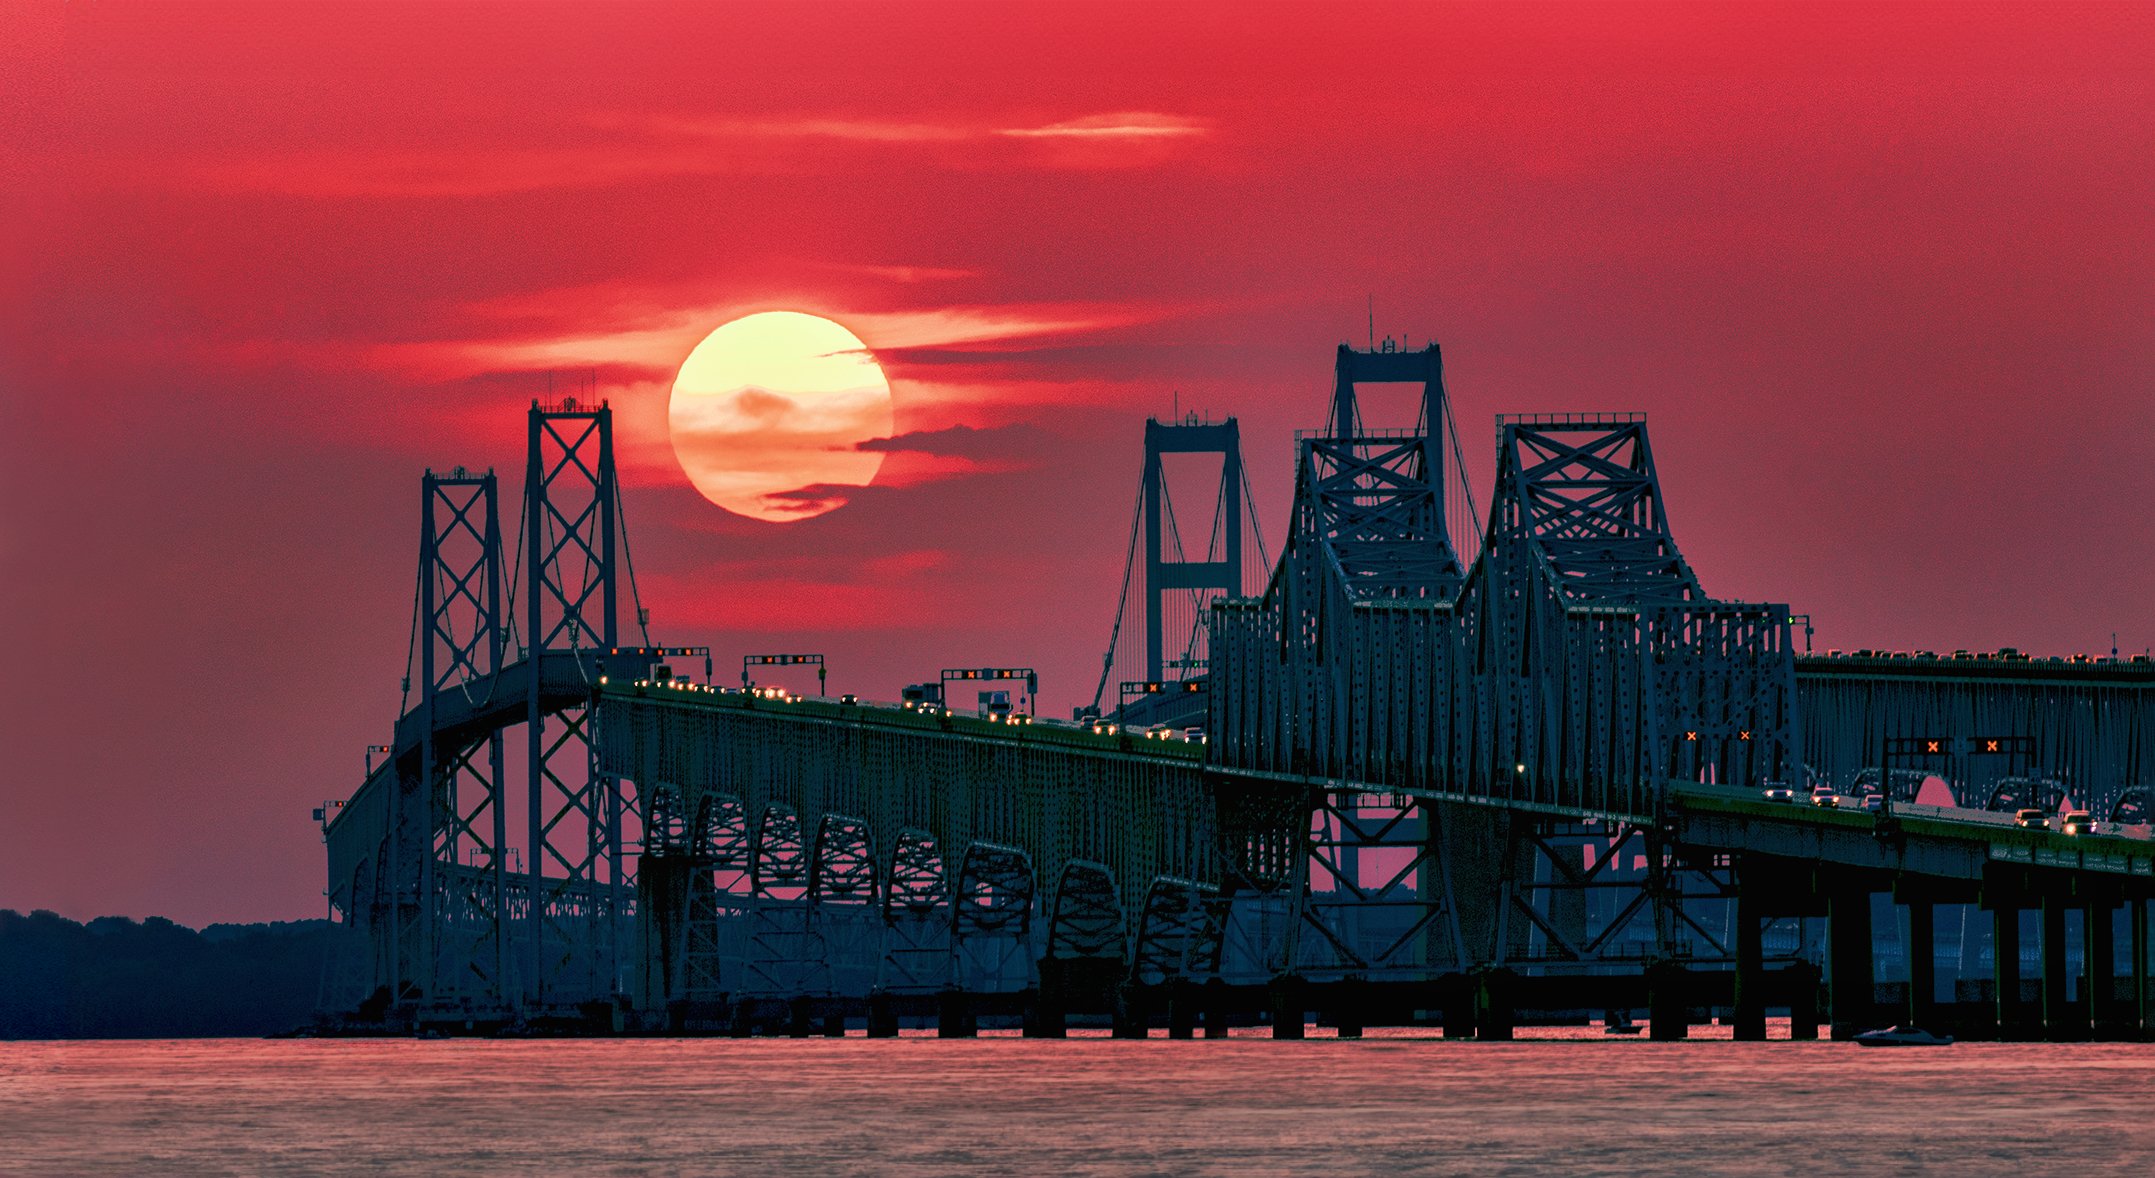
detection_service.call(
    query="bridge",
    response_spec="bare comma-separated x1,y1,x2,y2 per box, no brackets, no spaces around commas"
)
322,342,2155,1040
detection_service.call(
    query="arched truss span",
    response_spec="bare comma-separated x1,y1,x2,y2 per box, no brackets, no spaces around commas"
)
885,829,949,919
1987,777,2067,815
752,805,808,900
810,814,878,907
879,829,951,994
1047,860,1126,962
953,842,1036,992
2109,788,2150,825
1131,876,1223,986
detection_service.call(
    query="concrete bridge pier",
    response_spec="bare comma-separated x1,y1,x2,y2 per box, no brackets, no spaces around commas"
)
1165,980,1198,1039
1268,975,1306,1039
2041,895,2086,1040
2088,898,2120,1038
1113,983,1151,1039
1994,903,2030,1039
1204,979,1232,1038
2129,900,2146,1038
936,988,976,1038
1334,976,1366,1039
1731,877,1766,1041
1022,986,1066,1039
1648,961,1690,1041
1908,898,1938,1031
866,991,899,1038
1787,960,1821,1039
1828,888,1874,1039
1441,973,1476,1038
1475,967,1516,1041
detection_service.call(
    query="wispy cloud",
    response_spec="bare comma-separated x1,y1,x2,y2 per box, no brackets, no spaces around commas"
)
997,112,1212,140
810,260,985,284
172,110,1214,199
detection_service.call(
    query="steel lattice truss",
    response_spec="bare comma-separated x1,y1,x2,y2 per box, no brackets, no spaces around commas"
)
1215,390,1799,808
1796,657,2155,819
1496,416,1701,605
1292,344,1465,603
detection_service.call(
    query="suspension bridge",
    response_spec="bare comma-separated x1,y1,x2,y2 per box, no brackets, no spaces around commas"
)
321,341,2155,1040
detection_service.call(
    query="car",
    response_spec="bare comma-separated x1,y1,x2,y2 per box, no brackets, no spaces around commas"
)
1090,720,1119,736
1145,724,1172,740
1183,726,1206,743
839,693,859,706
1862,794,1887,814
1762,786,1795,803
1007,713,1032,726
1809,787,1839,809
2062,811,2095,835
2015,808,2049,830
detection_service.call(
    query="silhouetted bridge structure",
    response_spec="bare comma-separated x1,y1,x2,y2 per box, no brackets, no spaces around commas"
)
324,344,2155,1041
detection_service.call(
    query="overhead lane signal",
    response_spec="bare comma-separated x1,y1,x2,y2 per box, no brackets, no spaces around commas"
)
743,653,826,694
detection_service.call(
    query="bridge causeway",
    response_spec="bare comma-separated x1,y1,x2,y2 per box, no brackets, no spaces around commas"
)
322,344,2155,1040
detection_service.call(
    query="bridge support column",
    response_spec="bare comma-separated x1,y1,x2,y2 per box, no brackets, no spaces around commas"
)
1994,904,2027,1039
1828,888,1873,1040
1022,987,1066,1039
1648,961,1690,1041
1166,981,1197,1039
1475,968,1515,1041
1908,899,1937,1031
1111,983,1149,1039
2134,899,2151,1038
1268,975,1305,1040
787,997,815,1038
1787,960,1820,1039
1334,976,1365,1039
1203,979,1231,1039
1442,973,1477,1039
866,991,898,1038
2041,895,2084,1040
2089,899,2119,1039
1731,879,1766,1042
936,988,976,1038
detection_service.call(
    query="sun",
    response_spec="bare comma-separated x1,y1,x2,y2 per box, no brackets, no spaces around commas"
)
668,311,896,522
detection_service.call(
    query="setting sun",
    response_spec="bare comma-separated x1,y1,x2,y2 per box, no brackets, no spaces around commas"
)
667,311,896,522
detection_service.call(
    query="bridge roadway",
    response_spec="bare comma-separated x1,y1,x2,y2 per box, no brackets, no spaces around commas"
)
601,678,2155,1040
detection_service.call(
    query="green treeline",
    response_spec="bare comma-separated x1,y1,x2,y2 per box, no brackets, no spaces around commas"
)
0,909,333,1038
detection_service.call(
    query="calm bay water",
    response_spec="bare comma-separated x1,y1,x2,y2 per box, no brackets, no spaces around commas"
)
4,1030,2154,1175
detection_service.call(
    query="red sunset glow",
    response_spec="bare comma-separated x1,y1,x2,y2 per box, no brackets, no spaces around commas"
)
3,0,2151,925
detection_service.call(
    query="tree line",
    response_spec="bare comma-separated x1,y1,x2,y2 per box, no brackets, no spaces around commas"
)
0,909,335,1038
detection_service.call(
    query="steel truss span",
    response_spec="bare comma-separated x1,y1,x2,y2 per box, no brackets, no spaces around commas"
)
321,341,2155,1039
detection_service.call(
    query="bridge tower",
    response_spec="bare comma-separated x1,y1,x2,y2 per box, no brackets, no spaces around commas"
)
1094,414,1265,718
415,469,509,1008
1143,417,1243,684
1305,341,1466,600
522,398,628,1009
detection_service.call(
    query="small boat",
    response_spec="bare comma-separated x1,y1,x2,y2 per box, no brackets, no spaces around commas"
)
1603,1011,1643,1036
1853,1024,1953,1047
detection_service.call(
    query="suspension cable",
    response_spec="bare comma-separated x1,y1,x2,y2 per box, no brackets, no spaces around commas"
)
1441,379,1481,551
1089,464,1148,712
616,479,653,646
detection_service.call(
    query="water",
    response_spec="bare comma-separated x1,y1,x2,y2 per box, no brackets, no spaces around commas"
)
5,1031,2154,1175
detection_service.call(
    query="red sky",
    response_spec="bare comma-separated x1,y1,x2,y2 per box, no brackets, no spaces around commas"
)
3,0,2151,925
